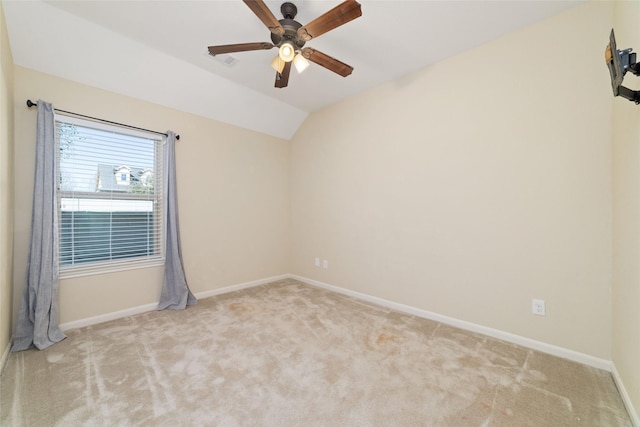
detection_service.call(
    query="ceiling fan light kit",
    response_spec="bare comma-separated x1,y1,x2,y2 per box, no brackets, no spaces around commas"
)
208,0,362,88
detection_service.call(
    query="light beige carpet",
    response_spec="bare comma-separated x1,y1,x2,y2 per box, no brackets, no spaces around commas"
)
0,279,632,426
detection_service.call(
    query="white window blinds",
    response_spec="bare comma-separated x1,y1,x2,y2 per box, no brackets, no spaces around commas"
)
55,115,164,277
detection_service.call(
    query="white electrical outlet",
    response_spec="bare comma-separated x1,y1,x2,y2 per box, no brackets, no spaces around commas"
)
532,299,546,316
314,257,320,267
322,259,328,269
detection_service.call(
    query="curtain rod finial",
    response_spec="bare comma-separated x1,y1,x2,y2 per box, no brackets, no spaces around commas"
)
26,99,37,108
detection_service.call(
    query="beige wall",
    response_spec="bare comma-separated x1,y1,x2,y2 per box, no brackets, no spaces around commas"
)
612,0,640,418
291,1,614,359
12,67,290,324
0,2,15,358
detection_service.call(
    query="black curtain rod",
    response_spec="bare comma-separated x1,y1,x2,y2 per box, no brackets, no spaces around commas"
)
26,99,180,140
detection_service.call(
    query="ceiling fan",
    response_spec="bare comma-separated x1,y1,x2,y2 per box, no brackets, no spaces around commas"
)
208,0,362,88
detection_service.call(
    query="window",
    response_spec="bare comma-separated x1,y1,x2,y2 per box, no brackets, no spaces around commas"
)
56,115,164,277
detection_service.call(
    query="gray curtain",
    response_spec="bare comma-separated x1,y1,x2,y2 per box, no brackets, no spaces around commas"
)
158,131,196,310
12,101,66,352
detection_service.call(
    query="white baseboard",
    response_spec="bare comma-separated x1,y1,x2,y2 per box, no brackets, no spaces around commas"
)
289,274,612,371
1,339,11,375
195,274,290,299
59,302,158,331
612,363,640,427
58,272,613,372
59,274,290,331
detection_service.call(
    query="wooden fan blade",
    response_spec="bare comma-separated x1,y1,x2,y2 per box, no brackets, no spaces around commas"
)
208,42,274,56
297,0,362,42
242,0,285,36
275,61,292,88
301,48,353,77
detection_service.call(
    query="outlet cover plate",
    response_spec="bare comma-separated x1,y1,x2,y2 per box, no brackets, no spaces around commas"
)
532,299,546,316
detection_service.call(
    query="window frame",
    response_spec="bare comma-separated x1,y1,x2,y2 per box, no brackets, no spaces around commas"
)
55,114,165,279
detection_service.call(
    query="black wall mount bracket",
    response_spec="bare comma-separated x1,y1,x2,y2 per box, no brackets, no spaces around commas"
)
606,29,640,104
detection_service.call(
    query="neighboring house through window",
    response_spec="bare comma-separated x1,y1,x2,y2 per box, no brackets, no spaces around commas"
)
115,166,131,186
56,115,164,277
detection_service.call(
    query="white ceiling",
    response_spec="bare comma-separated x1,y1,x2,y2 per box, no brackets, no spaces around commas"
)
3,0,584,139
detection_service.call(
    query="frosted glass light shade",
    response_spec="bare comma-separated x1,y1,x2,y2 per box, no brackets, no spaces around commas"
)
293,54,310,73
270,55,285,73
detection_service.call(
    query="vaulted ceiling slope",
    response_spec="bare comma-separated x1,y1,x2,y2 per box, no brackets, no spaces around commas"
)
2,0,584,140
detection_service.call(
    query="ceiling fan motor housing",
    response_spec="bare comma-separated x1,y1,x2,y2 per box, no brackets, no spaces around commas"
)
270,2,305,50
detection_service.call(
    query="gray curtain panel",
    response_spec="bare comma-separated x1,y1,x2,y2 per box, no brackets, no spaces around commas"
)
158,131,197,310
12,100,66,352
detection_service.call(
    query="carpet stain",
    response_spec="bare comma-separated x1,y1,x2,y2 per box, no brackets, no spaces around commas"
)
376,333,400,346
365,328,405,355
